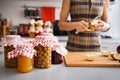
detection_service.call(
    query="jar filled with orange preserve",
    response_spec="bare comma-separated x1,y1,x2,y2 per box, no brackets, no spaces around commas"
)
8,42,36,73
17,43,35,73
2,35,21,68
18,54,34,73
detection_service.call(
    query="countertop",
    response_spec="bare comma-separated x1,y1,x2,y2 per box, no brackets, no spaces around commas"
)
0,37,120,80
0,50,120,80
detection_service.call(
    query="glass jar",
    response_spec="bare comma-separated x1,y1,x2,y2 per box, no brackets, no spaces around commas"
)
18,55,34,73
4,45,17,68
3,35,21,68
29,32,35,38
34,44,51,68
52,51,63,64
28,25,36,38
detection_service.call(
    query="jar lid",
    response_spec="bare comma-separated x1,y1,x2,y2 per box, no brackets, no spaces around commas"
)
8,42,36,59
2,35,23,47
6,35,21,40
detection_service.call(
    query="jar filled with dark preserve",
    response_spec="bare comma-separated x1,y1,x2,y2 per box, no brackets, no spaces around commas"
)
51,43,64,64
52,51,63,64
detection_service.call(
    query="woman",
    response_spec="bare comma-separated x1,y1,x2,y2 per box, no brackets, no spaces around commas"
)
58,0,110,52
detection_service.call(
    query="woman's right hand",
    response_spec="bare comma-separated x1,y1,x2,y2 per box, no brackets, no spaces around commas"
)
74,21,89,32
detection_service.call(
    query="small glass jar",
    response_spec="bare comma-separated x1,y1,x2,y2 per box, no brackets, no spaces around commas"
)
29,32,35,38
18,55,34,73
52,51,63,64
4,45,17,68
3,35,21,68
34,44,51,68
28,25,36,38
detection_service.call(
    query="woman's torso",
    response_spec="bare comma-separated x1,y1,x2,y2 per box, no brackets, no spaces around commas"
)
66,0,105,52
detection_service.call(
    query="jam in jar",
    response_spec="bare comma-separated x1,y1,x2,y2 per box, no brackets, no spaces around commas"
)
18,55,34,73
52,51,63,64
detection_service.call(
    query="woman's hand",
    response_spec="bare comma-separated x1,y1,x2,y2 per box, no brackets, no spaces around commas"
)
74,21,89,32
94,20,110,31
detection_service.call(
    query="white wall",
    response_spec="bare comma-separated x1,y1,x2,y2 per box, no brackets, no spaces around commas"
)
101,0,120,38
0,0,120,38
0,0,62,25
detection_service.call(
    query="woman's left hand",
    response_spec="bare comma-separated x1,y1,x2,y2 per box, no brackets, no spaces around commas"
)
94,20,110,31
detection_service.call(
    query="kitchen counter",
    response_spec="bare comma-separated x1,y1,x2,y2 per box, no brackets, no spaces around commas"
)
0,37,120,80
0,51,120,80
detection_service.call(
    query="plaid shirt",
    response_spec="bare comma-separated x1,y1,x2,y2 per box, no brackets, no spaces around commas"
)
66,0,105,52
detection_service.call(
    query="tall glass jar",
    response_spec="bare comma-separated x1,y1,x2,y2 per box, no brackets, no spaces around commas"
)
18,55,34,73
28,25,35,38
34,44,51,68
28,19,36,38
33,34,53,68
2,35,21,68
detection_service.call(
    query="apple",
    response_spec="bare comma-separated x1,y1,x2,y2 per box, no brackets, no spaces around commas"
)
85,54,95,61
111,54,120,60
90,20,98,26
86,20,98,32
117,45,120,54
101,50,111,57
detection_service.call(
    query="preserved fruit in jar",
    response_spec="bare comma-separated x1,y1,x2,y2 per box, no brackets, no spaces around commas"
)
2,35,21,68
28,19,36,38
18,55,34,73
34,44,51,68
52,51,63,64
29,32,35,38
4,45,17,68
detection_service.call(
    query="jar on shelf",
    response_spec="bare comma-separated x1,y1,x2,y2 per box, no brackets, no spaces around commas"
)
33,34,53,68
2,19,10,37
8,42,36,73
43,21,53,33
28,19,36,38
2,35,21,68
35,20,44,35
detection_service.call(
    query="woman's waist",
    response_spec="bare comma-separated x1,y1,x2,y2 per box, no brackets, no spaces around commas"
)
69,30,99,37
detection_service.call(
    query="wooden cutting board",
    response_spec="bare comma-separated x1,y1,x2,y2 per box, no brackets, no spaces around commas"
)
64,52,120,67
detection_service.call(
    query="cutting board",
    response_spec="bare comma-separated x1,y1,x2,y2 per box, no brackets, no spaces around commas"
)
64,52,120,67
